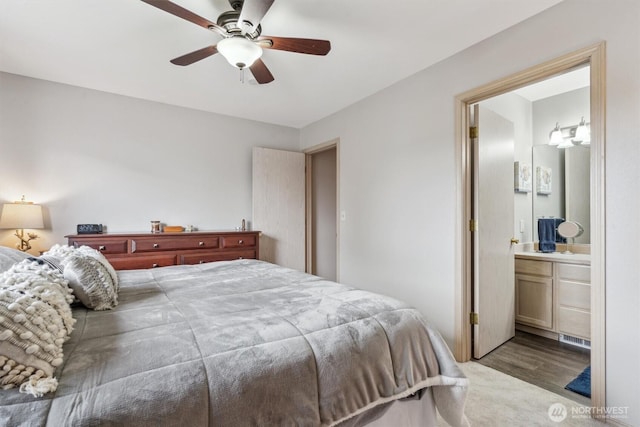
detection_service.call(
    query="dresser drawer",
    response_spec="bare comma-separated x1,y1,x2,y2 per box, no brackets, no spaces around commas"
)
515,259,553,277
180,249,256,265
71,238,128,255
66,231,259,270
221,235,256,248
107,254,177,270
132,236,220,253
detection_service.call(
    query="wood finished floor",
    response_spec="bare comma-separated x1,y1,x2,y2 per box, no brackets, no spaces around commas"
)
474,330,591,406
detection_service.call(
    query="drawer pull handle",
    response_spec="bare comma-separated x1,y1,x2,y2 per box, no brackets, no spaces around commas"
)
198,241,205,246
98,245,106,251
153,243,159,248
199,260,204,264
152,263,159,268
238,240,244,244
238,256,244,260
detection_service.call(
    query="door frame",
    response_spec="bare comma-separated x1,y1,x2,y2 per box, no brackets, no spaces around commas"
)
453,43,606,410
304,138,340,281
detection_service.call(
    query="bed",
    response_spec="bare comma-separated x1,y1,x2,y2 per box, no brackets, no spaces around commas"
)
0,247,468,426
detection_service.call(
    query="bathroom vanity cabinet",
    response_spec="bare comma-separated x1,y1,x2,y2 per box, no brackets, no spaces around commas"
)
515,253,591,341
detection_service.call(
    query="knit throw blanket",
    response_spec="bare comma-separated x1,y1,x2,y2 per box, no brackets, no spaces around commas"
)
0,260,75,396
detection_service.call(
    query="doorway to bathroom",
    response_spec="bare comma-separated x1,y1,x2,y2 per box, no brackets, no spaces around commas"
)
474,65,593,404
454,43,606,410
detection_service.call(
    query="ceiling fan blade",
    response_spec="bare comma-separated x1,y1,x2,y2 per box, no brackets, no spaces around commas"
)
249,58,275,84
170,45,218,66
238,0,274,34
140,0,225,34
256,36,331,55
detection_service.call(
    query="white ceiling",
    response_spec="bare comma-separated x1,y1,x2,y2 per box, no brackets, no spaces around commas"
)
0,0,563,128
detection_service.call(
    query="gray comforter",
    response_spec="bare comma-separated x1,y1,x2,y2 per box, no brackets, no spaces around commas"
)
0,259,468,426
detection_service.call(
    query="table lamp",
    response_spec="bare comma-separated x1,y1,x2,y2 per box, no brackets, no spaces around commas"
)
0,196,45,252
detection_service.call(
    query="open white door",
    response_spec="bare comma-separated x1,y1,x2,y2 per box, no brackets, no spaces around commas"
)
472,104,516,359
252,147,306,271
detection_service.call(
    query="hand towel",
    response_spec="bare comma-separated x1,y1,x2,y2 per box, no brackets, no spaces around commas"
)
538,218,557,252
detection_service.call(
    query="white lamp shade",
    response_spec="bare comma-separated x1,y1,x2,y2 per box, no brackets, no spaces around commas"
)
0,203,44,229
574,123,589,141
217,37,262,69
548,123,563,146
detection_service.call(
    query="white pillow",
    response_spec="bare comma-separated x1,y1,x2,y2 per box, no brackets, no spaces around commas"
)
0,259,75,396
0,246,30,274
62,254,118,310
43,245,119,310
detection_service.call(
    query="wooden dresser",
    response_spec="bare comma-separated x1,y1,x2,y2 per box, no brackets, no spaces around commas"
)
66,231,260,270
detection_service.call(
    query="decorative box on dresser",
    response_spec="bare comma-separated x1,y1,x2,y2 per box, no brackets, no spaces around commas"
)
515,251,591,344
66,231,260,270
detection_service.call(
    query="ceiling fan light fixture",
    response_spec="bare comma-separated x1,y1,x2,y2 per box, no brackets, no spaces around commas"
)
217,36,262,69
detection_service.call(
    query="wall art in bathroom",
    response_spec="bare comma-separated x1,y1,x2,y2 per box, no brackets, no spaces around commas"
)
514,161,532,192
536,166,552,195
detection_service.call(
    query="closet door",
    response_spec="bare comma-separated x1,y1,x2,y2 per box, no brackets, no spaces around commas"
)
252,147,306,271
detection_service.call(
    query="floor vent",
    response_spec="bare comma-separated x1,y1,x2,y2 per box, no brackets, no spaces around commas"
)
559,334,591,349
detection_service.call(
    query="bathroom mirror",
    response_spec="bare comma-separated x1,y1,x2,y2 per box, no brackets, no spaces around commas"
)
557,220,585,254
533,144,590,243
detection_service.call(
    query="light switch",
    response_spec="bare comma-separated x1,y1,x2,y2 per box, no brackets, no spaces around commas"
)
519,219,525,233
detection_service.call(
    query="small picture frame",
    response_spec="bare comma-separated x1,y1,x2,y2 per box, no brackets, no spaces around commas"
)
536,166,552,195
514,162,532,193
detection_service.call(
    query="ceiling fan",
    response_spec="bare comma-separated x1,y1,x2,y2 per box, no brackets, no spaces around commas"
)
140,0,331,84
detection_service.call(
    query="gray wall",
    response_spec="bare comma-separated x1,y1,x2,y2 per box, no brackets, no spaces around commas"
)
0,72,300,248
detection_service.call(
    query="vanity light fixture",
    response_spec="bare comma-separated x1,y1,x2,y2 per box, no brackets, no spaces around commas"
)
574,116,589,142
0,195,45,252
549,118,591,148
548,122,563,146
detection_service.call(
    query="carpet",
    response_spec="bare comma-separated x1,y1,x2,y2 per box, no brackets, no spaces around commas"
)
445,362,602,427
565,365,591,398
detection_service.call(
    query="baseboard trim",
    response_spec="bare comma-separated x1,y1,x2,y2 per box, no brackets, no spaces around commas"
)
515,323,559,341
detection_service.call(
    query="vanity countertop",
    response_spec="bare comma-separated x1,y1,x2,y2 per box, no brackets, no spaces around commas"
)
515,251,590,265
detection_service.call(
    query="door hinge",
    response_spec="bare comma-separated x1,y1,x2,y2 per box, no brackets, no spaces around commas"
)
469,219,478,232
470,312,479,325
469,126,478,139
